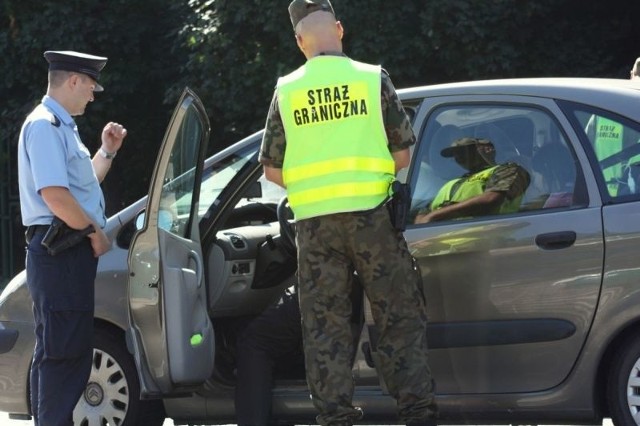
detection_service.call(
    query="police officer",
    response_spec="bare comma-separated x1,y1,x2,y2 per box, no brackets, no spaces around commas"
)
415,137,530,223
259,1,437,425
17,50,127,426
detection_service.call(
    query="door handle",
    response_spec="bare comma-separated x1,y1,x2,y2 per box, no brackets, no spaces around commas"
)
535,231,577,250
188,250,203,287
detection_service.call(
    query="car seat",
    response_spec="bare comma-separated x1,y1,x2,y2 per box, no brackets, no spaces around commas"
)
530,143,576,208
473,123,521,164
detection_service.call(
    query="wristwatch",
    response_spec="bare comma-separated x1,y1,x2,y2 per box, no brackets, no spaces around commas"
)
98,147,117,160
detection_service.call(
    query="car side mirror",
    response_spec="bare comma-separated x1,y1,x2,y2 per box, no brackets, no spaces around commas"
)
134,209,173,231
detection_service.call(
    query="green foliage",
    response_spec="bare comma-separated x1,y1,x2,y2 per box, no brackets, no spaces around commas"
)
171,0,302,153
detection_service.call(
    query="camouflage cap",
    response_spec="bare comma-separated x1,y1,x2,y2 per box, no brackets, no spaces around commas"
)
441,137,494,157
288,0,335,29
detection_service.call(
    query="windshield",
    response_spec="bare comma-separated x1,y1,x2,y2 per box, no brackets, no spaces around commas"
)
170,141,285,225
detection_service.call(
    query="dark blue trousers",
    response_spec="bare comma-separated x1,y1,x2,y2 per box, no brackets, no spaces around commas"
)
26,231,97,426
235,288,303,426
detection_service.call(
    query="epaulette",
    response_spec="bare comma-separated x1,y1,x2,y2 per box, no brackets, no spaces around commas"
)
47,112,60,127
381,67,390,77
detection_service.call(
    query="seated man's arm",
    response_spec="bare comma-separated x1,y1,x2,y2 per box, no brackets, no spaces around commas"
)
488,163,531,201
415,163,530,224
415,191,505,223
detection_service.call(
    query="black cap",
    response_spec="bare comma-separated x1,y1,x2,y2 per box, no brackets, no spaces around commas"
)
288,0,335,30
44,50,108,92
441,137,494,157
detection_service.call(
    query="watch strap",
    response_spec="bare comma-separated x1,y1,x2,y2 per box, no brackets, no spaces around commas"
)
98,147,117,159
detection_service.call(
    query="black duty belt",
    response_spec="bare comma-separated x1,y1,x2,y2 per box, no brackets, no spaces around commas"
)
25,225,50,244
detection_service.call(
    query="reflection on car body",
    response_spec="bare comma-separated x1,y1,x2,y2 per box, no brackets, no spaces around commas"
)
1,78,640,425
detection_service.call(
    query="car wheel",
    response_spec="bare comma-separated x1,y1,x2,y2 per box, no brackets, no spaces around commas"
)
72,328,166,426
607,334,640,425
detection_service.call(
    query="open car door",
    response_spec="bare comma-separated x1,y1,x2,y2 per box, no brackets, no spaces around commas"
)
127,88,215,396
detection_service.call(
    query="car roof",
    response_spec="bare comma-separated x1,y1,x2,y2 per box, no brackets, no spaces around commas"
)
398,77,640,120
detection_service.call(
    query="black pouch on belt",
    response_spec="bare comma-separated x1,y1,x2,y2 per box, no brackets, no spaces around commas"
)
41,216,95,256
387,181,411,232
40,217,65,250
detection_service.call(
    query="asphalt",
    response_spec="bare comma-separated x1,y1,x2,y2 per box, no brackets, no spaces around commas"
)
0,413,616,426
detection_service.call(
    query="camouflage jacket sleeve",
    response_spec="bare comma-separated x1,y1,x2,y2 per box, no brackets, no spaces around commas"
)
485,163,531,200
382,71,416,152
259,90,286,168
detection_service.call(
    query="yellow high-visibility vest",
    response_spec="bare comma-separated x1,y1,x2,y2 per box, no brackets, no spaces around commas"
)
278,56,395,220
594,116,624,195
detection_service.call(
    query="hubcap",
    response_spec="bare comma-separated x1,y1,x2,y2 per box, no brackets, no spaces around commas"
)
627,357,640,421
73,347,130,426
84,382,104,406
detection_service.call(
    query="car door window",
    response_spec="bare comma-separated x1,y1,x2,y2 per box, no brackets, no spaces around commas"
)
409,104,586,223
561,104,640,199
196,144,257,222
159,104,206,238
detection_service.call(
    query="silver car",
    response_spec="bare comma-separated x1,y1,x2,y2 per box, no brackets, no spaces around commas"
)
1,79,640,425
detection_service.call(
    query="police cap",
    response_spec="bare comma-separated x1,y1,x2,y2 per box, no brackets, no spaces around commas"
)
44,50,108,92
288,0,335,30
441,137,494,157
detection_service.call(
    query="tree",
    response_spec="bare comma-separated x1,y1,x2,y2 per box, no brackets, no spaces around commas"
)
0,0,190,213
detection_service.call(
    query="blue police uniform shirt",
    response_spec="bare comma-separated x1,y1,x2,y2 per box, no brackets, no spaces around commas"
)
18,95,107,228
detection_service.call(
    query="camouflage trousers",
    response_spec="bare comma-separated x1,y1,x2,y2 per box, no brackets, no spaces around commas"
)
296,205,436,426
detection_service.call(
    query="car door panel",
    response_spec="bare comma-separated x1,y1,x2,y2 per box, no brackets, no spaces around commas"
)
400,94,604,394
128,88,215,395
160,230,213,384
407,208,602,393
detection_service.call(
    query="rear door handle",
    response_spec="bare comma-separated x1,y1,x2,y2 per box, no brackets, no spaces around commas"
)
535,231,577,250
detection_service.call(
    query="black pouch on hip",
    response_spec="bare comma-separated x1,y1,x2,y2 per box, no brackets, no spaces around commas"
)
387,181,411,232
41,216,95,256
40,216,65,250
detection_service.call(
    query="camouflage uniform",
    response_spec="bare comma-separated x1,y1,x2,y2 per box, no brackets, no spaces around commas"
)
477,163,530,198
260,63,436,425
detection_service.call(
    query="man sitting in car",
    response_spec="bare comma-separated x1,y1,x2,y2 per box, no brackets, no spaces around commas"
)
415,137,530,223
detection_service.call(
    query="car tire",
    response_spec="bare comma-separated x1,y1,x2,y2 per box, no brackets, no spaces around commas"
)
607,334,640,425
72,328,166,426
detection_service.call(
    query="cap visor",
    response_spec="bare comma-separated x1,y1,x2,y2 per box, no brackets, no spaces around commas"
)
440,147,456,157
94,83,104,92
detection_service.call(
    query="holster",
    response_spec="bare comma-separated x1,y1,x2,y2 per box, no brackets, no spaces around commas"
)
41,216,95,256
387,181,411,232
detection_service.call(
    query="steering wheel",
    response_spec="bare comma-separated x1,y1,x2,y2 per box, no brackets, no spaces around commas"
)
277,196,297,257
